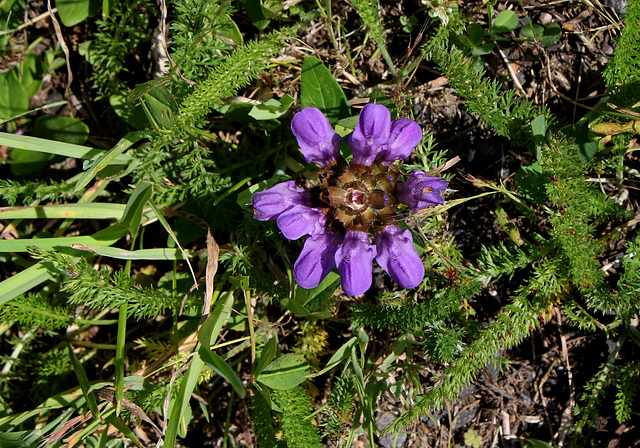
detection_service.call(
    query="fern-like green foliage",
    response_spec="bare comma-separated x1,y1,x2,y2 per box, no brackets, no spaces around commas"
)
251,392,283,448
175,27,292,130
351,0,384,46
272,386,322,448
541,134,626,294
602,0,640,102
0,179,79,207
431,45,553,145
614,363,639,423
169,0,237,84
322,372,356,442
87,0,155,100
351,278,480,331
0,293,71,329
472,240,537,284
386,289,554,433
30,248,177,319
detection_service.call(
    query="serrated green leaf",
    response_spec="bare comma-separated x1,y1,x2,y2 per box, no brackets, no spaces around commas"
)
301,56,350,123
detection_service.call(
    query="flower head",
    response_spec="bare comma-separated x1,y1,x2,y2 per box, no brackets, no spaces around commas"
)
252,104,450,295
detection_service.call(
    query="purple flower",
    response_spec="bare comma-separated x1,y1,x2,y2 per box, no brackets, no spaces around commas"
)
253,104,451,296
252,181,310,221
377,119,423,165
349,103,391,166
293,228,343,289
397,169,448,210
375,225,424,289
334,230,377,296
276,205,327,240
291,107,343,167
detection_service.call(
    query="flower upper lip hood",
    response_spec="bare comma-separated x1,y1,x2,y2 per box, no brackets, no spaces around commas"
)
290,107,343,167
252,104,450,296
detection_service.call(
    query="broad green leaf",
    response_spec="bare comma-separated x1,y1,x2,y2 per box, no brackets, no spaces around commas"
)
120,181,153,237
56,0,99,27
253,336,277,377
531,114,546,163
471,43,495,56
301,56,350,123
521,23,544,40
142,86,178,129
493,10,518,33
33,116,90,145
514,163,550,204
255,353,309,390
220,15,243,45
0,262,53,307
20,52,43,97
199,346,246,398
539,22,562,47
248,95,295,120
9,147,54,176
0,132,131,163
240,0,275,30
467,23,484,45
110,93,149,129
0,69,29,120
198,291,235,348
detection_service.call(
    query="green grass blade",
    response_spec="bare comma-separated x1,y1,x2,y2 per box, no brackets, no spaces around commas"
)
74,131,148,192
0,223,129,253
70,245,198,260
0,131,132,163
0,203,128,220
0,262,53,307
114,304,128,416
67,344,101,420
164,354,205,447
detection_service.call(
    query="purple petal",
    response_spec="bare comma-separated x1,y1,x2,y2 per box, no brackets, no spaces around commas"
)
276,205,327,240
349,104,391,166
294,228,343,289
252,181,310,221
377,118,422,165
291,108,343,167
375,225,424,289
397,170,448,210
334,230,376,296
